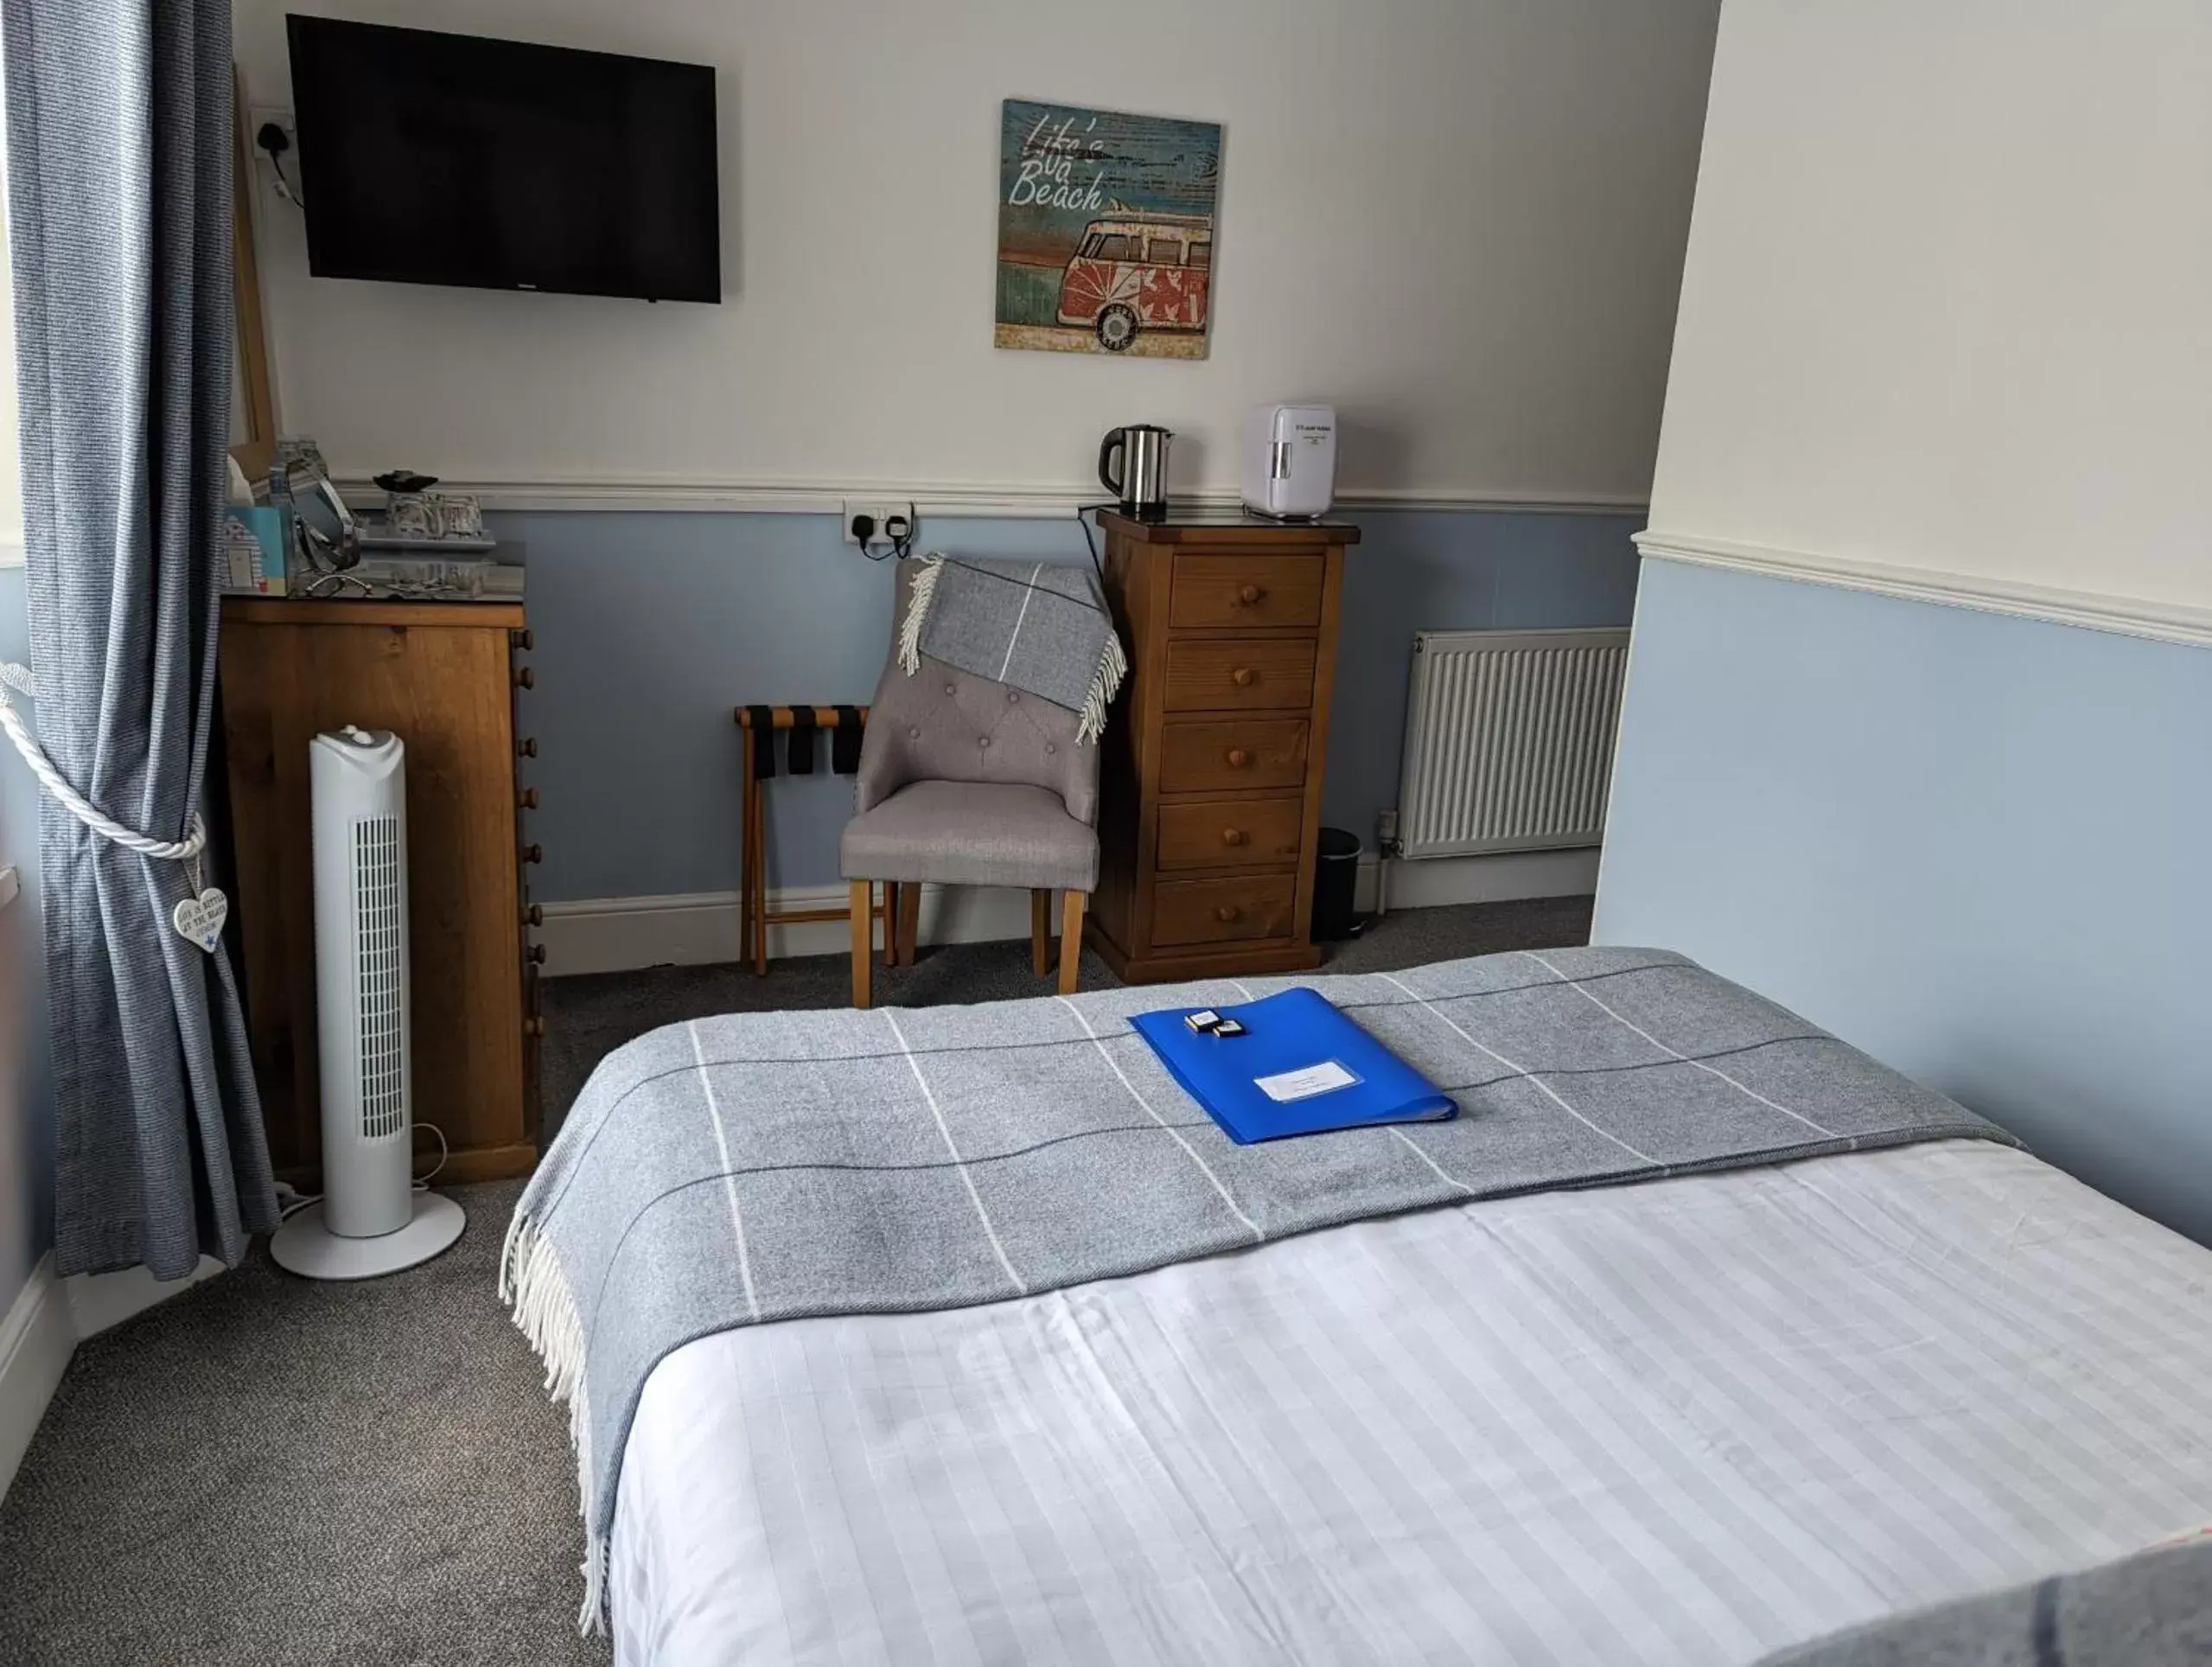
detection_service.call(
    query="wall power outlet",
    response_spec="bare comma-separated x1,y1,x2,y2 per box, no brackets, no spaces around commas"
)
249,107,298,204
842,501,915,550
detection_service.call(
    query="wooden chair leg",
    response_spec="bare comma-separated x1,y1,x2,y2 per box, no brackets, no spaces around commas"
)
1057,890,1086,995
882,882,901,967
897,882,921,966
849,879,874,1007
1030,889,1051,977
749,767,768,975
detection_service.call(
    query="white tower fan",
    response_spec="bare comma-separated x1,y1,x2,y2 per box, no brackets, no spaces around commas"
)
270,726,466,1279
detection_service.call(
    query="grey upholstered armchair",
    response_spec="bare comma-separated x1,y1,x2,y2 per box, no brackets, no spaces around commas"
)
839,561,1100,1006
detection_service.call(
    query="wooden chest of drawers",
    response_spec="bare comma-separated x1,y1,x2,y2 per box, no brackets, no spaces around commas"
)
1087,511,1358,982
219,600,543,1186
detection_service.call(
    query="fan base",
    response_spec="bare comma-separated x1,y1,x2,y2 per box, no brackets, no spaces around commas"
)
270,1191,466,1281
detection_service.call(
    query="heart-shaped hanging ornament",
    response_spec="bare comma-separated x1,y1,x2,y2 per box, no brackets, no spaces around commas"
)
172,886,229,954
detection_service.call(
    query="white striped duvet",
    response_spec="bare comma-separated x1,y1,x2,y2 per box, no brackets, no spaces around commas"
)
609,1140,2212,1665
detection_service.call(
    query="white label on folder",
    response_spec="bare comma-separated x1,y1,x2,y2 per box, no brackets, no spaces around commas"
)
1255,1060,1360,1102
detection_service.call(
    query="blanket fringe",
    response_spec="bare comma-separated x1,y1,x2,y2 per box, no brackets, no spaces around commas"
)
896,553,943,676
1077,628,1127,745
500,1209,608,1637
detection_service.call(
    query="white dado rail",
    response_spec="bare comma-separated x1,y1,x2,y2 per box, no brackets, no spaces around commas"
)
1635,530,2212,652
334,473,1651,521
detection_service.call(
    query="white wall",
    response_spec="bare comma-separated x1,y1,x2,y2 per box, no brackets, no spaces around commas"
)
1598,0,2212,1243
231,0,1719,506
1647,0,2212,619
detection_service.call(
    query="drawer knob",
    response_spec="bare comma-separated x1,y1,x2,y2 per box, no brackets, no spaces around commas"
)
1225,748,1251,768
1221,827,1248,846
521,904,543,927
526,943,547,965
1237,584,1263,605
522,842,543,865
1214,904,1241,923
1231,667,1255,687
518,737,539,758
510,628,535,651
517,787,539,810
513,665,534,690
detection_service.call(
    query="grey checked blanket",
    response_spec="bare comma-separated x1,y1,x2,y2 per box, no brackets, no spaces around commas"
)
897,554,1126,740
1763,1533,2212,1665
502,946,2011,1632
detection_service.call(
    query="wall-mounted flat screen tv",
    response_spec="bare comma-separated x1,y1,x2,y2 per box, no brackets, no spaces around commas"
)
286,16,720,303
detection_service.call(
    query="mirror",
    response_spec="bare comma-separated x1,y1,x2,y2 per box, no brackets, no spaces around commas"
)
228,65,276,483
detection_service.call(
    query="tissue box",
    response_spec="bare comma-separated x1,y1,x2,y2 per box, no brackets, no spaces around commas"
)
221,507,287,595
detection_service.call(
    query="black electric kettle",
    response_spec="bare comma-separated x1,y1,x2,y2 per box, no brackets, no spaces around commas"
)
1099,425,1171,519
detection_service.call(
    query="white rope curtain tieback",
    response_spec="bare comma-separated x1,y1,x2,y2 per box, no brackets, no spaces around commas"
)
0,661,208,860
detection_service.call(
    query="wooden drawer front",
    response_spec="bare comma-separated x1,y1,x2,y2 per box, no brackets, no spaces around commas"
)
1152,873,1298,947
1157,795,1304,871
1158,719,1310,794
1163,638,1316,712
1170,552,1325,629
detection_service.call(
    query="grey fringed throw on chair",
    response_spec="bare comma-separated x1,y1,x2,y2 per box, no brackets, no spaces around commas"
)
3,0,277,1275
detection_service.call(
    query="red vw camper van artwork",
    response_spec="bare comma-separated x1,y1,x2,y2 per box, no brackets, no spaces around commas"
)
996,100,1221,360
1054,214,1213,352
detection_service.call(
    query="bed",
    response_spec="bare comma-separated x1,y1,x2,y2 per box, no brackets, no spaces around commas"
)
508,949,2212,1665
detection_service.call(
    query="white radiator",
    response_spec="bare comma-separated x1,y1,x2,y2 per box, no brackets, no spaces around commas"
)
1395,628,1631,859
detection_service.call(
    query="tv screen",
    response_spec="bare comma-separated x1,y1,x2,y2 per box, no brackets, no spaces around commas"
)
286,16,720,303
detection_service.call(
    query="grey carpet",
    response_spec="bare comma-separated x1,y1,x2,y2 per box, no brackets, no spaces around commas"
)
0,1175,596,1667
0,895,1590,1666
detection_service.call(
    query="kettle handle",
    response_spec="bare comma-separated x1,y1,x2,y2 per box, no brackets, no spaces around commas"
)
1098,429,1126,499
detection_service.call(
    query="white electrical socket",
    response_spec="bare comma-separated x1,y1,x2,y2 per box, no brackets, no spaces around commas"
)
245,107,305,214
841,500,915,550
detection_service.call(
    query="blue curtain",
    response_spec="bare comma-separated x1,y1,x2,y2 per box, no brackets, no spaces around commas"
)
3,0,277,1275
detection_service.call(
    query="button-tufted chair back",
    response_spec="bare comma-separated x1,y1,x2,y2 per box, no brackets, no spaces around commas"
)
853,561,1100,826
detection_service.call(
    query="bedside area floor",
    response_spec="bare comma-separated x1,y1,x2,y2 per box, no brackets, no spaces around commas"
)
0,897,1589,1667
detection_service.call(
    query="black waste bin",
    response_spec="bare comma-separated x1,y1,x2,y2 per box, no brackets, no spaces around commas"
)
1311,827,1362,941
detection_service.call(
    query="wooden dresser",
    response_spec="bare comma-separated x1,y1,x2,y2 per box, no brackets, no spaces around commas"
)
219,599,542,1185
1089,510,1357,982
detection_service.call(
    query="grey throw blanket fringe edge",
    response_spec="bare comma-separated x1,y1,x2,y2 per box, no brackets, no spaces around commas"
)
500,1212,603,1630
893,552,939,677
896,554,1128,742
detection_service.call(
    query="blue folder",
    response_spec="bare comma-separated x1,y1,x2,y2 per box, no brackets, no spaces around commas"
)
1131,987,1457,1144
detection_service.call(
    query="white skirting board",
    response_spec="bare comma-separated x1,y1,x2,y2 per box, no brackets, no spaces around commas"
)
63,1255,226,1341
0,1247,233,1507
1379,847,1600,911
0,1257,72,1505
539,882,1042,977
538,850,1601,978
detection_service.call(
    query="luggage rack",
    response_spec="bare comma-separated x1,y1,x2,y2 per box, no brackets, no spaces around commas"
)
734,704,904,975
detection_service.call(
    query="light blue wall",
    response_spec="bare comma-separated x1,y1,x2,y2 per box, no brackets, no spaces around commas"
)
495,507,1643,902
1326,510,1643,839
0,567,54,1302
1595,557,2212,1244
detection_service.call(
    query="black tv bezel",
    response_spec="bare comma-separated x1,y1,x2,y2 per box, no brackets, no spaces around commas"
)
285,15,723,304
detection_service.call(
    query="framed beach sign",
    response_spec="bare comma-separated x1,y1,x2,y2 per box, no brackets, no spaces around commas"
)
994,99,1221,359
